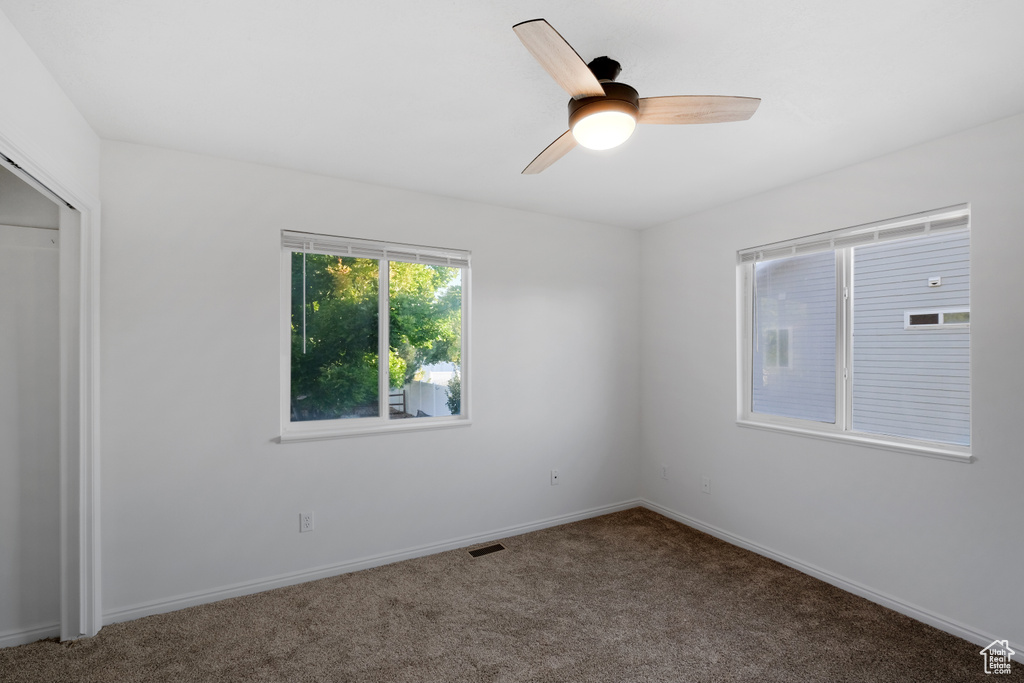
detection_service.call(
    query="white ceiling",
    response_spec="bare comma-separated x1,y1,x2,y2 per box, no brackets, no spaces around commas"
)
3,1,1023,228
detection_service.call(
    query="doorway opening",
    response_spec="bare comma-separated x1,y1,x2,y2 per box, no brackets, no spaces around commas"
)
0,147,100,646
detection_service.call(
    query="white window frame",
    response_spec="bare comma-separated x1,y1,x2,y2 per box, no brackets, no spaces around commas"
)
279,231,471,442
736,205,972,463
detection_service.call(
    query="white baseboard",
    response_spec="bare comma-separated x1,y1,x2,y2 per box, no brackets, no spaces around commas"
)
0,623,59,649
639,498,1024,664
104,498,644,625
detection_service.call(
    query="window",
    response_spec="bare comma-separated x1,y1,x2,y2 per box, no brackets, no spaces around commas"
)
738,206,971,460
752,252,835,423
281,232,470,440
763,328,790,368
904,308,970,329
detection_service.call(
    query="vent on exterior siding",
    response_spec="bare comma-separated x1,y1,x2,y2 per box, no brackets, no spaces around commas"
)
468,543,506,558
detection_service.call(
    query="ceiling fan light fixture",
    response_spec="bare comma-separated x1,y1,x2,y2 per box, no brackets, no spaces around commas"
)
567,82,640,151
572,109,637,150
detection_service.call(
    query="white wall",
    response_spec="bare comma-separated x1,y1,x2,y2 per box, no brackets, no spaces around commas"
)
99,140,640,618
641,113,1024,650
0,8,99,200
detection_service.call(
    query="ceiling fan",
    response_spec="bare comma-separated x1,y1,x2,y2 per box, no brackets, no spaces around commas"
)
513,18,761,174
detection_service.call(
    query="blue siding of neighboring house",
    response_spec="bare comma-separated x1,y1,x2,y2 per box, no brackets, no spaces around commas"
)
752,251,836,423
852,230,970,445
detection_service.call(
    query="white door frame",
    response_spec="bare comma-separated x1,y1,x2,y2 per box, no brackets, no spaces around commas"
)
0,131,101,640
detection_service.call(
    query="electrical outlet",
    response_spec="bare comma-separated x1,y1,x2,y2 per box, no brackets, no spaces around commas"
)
661,465,669,480
550,469,560,486
701,476,711,495
300,511,314,533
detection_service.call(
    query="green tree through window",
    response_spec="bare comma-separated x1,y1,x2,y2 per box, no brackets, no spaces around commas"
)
290,252,462,422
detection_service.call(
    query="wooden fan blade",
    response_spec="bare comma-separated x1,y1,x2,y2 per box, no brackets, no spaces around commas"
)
637,96,761,125
522,130,577,174
513,19,605,99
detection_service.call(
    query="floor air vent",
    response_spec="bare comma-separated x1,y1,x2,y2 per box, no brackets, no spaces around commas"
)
468,543,505,558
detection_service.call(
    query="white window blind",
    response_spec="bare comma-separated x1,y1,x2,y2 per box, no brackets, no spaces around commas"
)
737,205,969,265
282,231,471,268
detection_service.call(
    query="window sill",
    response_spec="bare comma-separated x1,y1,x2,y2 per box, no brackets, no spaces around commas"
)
279,417,471,443
735,418,972,463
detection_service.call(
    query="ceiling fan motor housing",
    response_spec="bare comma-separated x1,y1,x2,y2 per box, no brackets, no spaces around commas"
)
587,56,622,82
568,81,640,130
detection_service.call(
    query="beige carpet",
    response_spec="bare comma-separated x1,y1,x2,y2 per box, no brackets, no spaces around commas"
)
1,507,1018,682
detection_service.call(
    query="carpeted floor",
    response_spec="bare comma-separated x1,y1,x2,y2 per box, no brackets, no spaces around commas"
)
1,507,1018,682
